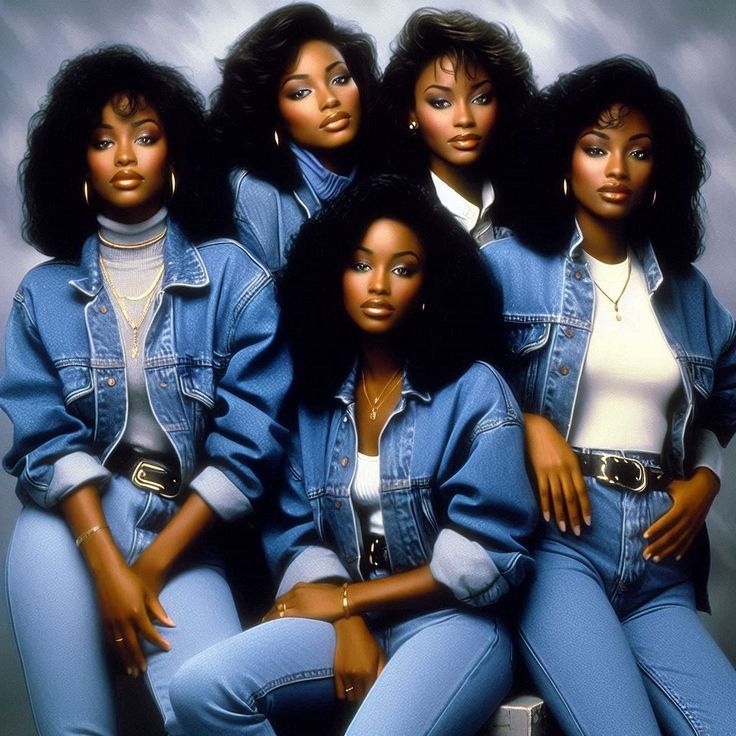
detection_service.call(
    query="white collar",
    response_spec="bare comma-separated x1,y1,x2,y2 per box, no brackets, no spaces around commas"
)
430,171,495,232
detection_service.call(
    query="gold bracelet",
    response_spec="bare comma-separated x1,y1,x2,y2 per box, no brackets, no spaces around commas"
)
75,523,109,548
342,582,351,619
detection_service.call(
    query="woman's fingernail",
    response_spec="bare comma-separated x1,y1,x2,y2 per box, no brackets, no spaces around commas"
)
643,551,651,560
558,520,566,533
653,555,661,563
584,515,592,526
543,511,550,522
573,524,581,537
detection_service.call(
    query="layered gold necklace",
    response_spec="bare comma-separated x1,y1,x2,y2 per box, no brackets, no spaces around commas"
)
361,368,403,421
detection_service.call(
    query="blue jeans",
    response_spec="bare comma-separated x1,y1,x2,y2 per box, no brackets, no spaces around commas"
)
170,606,512,736
5,476,242,735
518,459,736,736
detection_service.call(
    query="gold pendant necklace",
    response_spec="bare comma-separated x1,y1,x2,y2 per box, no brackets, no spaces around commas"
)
99,258,164,358
97,226,167,250
361,368,403,421
592,257,631,321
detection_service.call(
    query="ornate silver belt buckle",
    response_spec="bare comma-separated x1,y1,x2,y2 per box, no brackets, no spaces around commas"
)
596,454,647,493
132,460,179,499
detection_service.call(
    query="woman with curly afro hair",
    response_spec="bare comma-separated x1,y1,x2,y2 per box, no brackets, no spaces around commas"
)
379,8,535,244
1,46,291,734
209,2,379,272
170,176,538,736
483,56,736,735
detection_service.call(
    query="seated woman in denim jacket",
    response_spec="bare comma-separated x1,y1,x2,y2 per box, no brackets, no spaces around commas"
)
170,176,538,736
482,57,736,735
209,3,379,273
378,8,535,244
0,48,291,735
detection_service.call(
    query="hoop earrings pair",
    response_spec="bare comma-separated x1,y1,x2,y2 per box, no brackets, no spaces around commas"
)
83,169,177,206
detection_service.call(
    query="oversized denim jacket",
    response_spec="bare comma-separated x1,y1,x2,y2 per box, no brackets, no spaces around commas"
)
481,230,736,479
0,221,292,518
263,362,538,608
230,168,321,273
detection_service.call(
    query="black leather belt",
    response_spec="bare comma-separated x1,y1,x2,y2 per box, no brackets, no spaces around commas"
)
364,534,390,572
574,450,669,493
106,446,181,500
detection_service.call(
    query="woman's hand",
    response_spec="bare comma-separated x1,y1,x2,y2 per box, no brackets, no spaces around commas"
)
262,582,343,623
524,413,591,535
131,546,168,598
643,467,720,562
333,616,385,703
95,557,175,678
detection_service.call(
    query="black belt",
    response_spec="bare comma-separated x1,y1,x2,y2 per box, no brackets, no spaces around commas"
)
574,449,669,493
106,446,181,500
363,534,390,573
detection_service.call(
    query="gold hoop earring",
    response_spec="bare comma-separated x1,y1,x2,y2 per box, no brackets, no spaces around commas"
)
408,120,418,132
83,180,91,207
421,302,426,313
169,170,176,199
650,189,657,207
273,129,281,147
562,178,569,197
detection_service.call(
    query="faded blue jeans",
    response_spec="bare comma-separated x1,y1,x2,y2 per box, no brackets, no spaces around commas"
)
5,476,242,735
170,606,512,736
517,451,736,736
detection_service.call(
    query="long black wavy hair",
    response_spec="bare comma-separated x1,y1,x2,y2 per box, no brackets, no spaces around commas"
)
279,175,500,404
20,45,230,259
513,56,708,271
209,3,379,190
379,8,536,225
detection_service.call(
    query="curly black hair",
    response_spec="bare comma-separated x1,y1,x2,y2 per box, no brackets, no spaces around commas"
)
378,8,536,224
279,174,500,404
513,56,709,271
20,45,230,259
209,3,379,190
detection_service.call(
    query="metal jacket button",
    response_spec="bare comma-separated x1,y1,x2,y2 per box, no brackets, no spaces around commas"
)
560,366,570,376
334,500,342,509
106,377,116,386
574,271,583,280
340,457,349,468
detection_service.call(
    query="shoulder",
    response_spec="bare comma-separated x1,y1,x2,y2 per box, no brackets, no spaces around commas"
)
480,233,562,272
230,167,283,205
15,257,82,297
196,237,272,291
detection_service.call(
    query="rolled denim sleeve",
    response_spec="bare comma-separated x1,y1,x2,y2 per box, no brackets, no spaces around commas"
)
429,373,538,607
0,290,109,508
704,307,736,447
196,270,292,519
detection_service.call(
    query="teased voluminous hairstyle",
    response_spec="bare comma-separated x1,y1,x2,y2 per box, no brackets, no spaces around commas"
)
514,56,708,270
20,46,230,259
379,7,536,224
279,174,500,403
209,3,379,190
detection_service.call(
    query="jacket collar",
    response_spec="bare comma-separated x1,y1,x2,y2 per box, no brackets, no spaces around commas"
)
334,361,432,407
292,172,322,220
567,219,664,294
69,219,210,298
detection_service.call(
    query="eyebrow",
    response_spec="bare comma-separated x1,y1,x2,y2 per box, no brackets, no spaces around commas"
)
355,245,421,260
580,130,653,142
94,118,160,130
423,78,491,94
281,60,348,87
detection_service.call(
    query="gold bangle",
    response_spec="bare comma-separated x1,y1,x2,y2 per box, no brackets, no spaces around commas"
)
342,582,351,619
75,523,109,548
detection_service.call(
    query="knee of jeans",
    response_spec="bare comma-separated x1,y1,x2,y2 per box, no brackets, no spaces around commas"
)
170,655,260,729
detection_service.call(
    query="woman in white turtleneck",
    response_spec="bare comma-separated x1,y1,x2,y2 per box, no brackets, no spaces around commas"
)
208,4,379,273
1,48,291,735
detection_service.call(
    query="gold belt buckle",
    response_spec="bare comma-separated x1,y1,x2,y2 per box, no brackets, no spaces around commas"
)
132,460,179,499
596,454,647,493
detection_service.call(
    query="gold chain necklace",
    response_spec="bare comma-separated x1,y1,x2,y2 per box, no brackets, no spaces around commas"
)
97,226,167,250
592,257,631,322
361,368,403,421
99,258,164,358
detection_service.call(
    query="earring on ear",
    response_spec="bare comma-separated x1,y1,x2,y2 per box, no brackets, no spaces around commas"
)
650,189,657,207
421,302,426,313
273,129,281,147
408,120,418,132
169,169,177,198
562,178,569,197
83,180,91,207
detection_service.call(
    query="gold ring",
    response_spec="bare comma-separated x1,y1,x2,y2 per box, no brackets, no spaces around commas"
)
344,686,354,693
279,610,285,618
114,637,124,643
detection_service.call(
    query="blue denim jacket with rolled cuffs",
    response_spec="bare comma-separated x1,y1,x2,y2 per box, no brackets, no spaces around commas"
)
0,220,292,518
480,229,736,479
262,361,538,608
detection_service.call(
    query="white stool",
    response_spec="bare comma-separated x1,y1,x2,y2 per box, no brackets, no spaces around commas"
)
479,694,546,735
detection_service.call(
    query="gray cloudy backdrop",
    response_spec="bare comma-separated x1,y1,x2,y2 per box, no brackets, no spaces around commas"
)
1,1,734,733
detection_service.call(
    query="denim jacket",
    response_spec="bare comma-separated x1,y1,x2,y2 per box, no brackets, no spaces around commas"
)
480,231,736,479
230,168,322,273
262,362,538,608
0,221,292,518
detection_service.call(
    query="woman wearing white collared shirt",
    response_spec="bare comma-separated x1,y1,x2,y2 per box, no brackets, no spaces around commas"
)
379,8,535,244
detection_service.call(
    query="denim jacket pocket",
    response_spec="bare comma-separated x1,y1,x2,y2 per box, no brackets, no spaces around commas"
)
502,321,552,407
56,364,95,423
178,365,215,437
685,357,715,400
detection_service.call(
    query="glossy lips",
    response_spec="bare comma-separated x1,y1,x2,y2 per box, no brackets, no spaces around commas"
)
360,298,394,319
320,111,351,132
110,169,144,189
597,183,632,202
448,133,481,151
